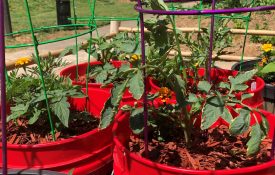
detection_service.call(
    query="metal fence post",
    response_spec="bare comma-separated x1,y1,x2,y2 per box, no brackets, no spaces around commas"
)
56,0,71,25
4,0,12,34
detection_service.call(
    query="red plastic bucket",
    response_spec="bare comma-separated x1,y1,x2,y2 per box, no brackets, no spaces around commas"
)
60,61,135,102
113,110,275,175
0,88,113,175
149,68,265,108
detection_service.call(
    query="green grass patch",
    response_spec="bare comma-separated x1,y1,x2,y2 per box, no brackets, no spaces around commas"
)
8,0,138,32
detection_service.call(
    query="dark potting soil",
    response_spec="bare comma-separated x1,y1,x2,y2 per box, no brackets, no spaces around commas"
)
1,111,99,145
129,125,272,170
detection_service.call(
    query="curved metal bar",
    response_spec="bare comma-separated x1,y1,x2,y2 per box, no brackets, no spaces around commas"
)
69,16,139,21
135,5,275,15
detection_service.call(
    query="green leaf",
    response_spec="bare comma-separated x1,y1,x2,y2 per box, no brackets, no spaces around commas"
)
173,74,186,107
227,102,237,107
229,108,251,135
121,105,133,111
260,62,275,74
99,42,112,50
100,98,116,129
233,84,249,91
119,63,131,73
32,93,54,103
230,97,241,104
129,70,144,100
241,93,254,101
150,0,169,11
190,101,202,114
66,88,86,98
111,81,127,106
201,96,225,130
130,108,144,134
147,92,159,101
67,168,75,175
229,69,257,85
187,93,198,103
198,81,211,93
95,70,108,83
260,113,269,136
221,107,233,124
51,97,70,127
7,103,30,122
100,81,128,129
103,62,114,70
28,109,41,125
246,123,264,156
219,82,230,89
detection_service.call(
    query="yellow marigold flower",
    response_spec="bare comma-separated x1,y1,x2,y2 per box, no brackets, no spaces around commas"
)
261,44,273,52
261,57,268,64
159,87,172,103
15,57,31,66
130,54,141,62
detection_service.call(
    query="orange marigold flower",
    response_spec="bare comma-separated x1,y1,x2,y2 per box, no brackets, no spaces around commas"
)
15,57,31,66
261,44,273,52
261,57,268,64
159,87,172,103
130,54,141,62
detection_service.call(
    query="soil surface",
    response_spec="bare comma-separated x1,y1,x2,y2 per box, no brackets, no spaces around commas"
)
1,111,99,145
129,125,272,170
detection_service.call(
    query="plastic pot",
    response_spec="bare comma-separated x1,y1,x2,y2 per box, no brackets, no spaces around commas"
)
0,169,65,175
262,84,275,113
149,67,265,108
112,110,275,175
0,88,113,175
60,61,135,102
232,60,274,113
232,60,275,101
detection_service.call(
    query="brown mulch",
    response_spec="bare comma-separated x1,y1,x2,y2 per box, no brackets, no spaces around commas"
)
1,111,99,145
129,125,272,170
76,74,96,84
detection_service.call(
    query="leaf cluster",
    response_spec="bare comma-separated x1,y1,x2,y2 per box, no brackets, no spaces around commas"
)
98,0,270,157
6,55,84,130
181,18,232,68
87,32,140,63
99,62,144,129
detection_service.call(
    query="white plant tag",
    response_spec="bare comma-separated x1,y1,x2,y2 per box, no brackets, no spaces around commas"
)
251,81,257,91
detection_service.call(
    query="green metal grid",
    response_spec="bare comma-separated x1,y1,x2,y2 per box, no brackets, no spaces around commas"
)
4,0,140,137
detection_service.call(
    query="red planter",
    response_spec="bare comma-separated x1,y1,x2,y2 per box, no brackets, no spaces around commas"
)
149,68,265,108
0,88,114,175
60,61,134,102
112,110,275,175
